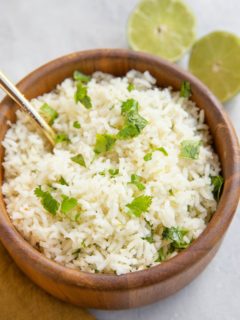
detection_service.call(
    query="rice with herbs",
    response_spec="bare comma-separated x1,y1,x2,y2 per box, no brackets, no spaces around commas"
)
2,70,221,275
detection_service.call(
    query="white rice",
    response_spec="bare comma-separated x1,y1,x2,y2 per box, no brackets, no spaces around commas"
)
2,70,221,275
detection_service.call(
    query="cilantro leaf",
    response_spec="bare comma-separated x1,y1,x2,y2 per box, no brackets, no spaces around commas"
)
121,99,139,115
94,133,116,154
73,70,91,83
126,195,152,217
142,219,154,243
162,227,189,249
108,168,119,177
80,95,92,109
180,81,191,98
61,195,78,214
58,176,69,186
127,112,148,132
144,147,168,161
117,114,148,139
129,174,145,191
71,154,86,167
142,234,154,243
179,140,201,160
55,133,71,144
39,103,58,125
73,120,81,129
155,247,166,262
211,175,224,202
34,186,59,215
34,185,45,197
127,83,135,92
72,248,81,256
117,99,148,140
74,82,92,109
155,147,168,156
74,212,81,222
117,124,140,140
143,152,152,161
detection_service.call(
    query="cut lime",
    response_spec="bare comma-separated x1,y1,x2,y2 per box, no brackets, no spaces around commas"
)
127,0,196,62
189,31,240,102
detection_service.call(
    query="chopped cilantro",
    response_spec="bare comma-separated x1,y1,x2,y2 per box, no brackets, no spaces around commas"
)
143,235,153,243
73,70,91,83
142,232,154,243
34,186,59,215
127,83,135,92
180,81,191,98
126,195,152,217
55,133,70,144
74,82,92,109
144,147,168,161
128,111,148,131
143,152,152,161
74,212,81,222
72,248,81,256
47,183,57,191
71,154,86,167
117,124,139,139
155,247,166,262
162,227,189,250
127,111,148,131
155,147,168,156
169,189,174,196
73,120,81,129
108,168,119,177
61,195,78,214
58,176,69,186
94,133,116,154
121,99,139,115
117,115,148,139
211,175,224,201
142,219,154,243
117,99,148,140
129,174,145,191
39,103,58,125
179,140,201,160
98,171,106,176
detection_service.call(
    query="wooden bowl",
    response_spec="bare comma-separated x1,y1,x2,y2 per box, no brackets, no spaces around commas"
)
0,49,239,310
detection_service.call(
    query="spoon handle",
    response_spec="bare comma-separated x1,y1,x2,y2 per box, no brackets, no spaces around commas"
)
0,70,56,146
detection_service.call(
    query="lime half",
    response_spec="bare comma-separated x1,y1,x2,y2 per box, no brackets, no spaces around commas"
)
189,31,240,102
128,0,196,62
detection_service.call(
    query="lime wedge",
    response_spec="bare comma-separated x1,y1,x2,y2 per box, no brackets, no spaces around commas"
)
189,31,240,102
127,0,196,62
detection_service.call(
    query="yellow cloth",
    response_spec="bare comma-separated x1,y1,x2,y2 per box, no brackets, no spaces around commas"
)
0,242,95,320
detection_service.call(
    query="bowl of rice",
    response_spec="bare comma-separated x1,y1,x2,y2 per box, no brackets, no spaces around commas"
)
0,49,239,309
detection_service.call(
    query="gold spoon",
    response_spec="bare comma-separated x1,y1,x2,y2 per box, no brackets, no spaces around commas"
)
0,70,56,146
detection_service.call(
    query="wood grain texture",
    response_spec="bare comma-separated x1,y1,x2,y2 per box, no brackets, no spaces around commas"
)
0,242,95,320
0,49,239,309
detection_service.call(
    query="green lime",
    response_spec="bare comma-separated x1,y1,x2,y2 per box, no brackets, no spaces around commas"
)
127,0,196,62
189,31,240,102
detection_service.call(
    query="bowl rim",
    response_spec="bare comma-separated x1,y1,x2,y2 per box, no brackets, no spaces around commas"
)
0,48,239,291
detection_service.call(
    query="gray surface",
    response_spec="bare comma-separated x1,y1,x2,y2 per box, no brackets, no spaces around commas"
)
0,0,239,319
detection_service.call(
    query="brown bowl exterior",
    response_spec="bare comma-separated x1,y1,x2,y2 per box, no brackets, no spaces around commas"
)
0,49,239,310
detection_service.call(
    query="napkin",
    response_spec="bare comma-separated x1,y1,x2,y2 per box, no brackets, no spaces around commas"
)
0,242,95,320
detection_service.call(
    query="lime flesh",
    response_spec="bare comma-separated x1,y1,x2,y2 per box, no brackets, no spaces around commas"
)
128,0,196,62
189,31,240,102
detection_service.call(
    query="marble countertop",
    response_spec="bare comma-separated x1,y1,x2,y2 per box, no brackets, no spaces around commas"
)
0,0,239,319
